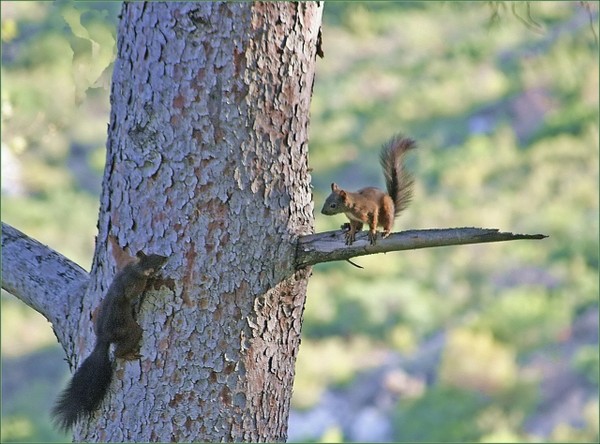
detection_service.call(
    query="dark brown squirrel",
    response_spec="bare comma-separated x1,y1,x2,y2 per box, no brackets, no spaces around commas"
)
321,135,416,245
52,251,167,431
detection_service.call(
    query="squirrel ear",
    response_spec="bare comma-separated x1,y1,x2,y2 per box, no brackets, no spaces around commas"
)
339,190,347,199
331,182,338,191
136,251,147,259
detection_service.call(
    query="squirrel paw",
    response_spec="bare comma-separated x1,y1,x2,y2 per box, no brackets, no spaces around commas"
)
368,231,378,245
120,351,142,361
115,344,142,360
344,231,356,245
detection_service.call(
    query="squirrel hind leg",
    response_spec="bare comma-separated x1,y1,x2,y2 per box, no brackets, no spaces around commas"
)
381,220,393,239
114,322,143,360
379,198,395,239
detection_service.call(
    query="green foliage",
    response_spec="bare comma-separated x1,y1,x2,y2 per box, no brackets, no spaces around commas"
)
439,328,518,394
473,287,572,352
393,379,538,442
2,190,99,269
1,347,70,443
292,336,376,409
1,4,116,441
393,385,490,442
550,400,599,442
573,346,600,387
1,293,60,355
308,1,598,440
311,2,598,321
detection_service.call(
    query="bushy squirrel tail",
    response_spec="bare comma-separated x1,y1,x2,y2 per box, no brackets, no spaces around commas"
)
380,135,417,217
52,339,113,431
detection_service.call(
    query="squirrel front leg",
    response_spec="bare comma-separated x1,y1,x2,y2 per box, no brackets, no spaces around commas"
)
345,220,363,245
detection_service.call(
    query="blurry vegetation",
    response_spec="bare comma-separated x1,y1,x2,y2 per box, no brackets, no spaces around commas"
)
439,328,518,394
1,1,119,269
1,3,119,442
302,1,598,442
393,385,490,442
1,1,598,443
573,345,600,386
293,336,376,410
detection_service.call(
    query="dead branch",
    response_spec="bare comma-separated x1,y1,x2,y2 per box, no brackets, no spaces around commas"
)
296,227,548,268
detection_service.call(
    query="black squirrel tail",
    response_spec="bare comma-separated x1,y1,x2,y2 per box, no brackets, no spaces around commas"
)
380,135,417,217
52,339,113,431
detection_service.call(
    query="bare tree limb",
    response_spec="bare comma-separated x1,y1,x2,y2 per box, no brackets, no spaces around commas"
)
1,221,89,348
296,227,548,267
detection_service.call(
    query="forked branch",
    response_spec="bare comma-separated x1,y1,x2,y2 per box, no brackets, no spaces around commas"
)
296,227,548,267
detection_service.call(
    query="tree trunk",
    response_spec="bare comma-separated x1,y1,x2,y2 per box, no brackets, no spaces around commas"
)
70,2,321,441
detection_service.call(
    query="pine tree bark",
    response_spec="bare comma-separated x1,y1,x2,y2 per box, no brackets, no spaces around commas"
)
67,2,321,441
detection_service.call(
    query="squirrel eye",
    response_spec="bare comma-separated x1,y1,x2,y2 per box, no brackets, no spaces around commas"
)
330,203,337,208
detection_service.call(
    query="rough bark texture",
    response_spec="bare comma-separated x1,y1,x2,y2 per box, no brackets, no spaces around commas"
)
67,2,321,442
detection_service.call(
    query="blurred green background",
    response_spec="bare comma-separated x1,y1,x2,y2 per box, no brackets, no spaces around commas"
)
1,2,598,442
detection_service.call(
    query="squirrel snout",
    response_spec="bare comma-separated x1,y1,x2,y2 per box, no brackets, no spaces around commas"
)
321,204,335,215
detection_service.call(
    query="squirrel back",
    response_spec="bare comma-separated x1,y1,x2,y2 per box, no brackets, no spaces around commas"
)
52,252,167,431
379,134,416,217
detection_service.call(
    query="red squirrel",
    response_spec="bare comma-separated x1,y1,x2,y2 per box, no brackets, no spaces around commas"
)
52,251,167,431
321,135,416,245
